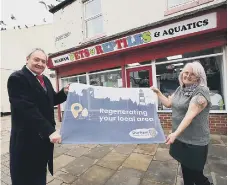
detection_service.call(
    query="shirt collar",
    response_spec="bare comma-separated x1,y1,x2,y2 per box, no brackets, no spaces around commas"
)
26,65,41,76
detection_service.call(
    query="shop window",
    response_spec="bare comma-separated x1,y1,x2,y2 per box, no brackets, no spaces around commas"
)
79,75,87,84
89,69,122,87
83,0,103,38
156,54,225,111
60,74,87,111
61,75,87,88
156,47,222,63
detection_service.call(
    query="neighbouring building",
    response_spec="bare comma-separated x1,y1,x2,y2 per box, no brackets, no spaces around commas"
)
1,24,57,114
48,0,227,134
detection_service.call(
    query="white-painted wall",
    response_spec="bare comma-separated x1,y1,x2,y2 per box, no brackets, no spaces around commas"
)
53,0,226,52
1,24,57,113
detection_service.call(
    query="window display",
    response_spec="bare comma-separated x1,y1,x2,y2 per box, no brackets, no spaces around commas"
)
156,49,225,110
89,69,122,87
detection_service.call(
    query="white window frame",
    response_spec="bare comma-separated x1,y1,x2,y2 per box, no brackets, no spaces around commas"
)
83,0,103,39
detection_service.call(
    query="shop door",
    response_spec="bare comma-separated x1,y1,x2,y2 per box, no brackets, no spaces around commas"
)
126,66,153,88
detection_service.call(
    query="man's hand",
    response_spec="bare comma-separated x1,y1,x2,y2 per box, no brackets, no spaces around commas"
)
49,130,61,144
64,84,70,95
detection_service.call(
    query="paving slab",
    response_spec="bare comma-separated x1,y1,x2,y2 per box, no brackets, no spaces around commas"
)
105,167,143,185
1,172,12,185
54,146,71,158
47,178,63,185
72,165,115,185
144,160,178,185
122,153,153,171
141,178,172,185
1,181,8,185
97,151,128,170
176,176,184,185
212,172,227,185
78,144,98,149
133,144,158,156
84,145,114,159
208,145,227,159
1,164,10,175
46,174,55,183
65,146,90,158
112,144,137,155
58,144,80,149
63,156,97,176
158,143,170,149
1,142,10,155
153,148,174,161
54,170,78,184
221,135,227,145
53,154,75,173
210,137,225,145
207,156,227,177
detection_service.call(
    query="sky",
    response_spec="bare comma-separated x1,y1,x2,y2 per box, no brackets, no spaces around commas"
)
1,0,63,29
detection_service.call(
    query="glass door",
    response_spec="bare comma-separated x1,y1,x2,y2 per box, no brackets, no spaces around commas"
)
126,66,153,88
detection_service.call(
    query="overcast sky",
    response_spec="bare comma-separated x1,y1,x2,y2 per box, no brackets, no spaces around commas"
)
1,0,62,29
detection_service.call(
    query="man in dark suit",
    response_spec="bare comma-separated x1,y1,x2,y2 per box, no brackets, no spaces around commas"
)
7,48,69,185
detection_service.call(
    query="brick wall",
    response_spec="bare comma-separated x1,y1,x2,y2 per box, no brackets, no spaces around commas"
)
158,112,227,135
209,114,227,135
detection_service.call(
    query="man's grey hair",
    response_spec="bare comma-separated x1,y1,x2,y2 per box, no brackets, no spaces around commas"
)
26,48,47,59
178,60,208,87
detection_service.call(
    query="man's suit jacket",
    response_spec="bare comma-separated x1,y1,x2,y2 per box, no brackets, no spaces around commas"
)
7,66,67,183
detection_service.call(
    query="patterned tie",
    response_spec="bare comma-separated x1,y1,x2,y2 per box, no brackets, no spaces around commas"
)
36,75,46,88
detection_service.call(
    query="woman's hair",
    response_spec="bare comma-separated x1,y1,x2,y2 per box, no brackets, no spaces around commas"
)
178,60,207,87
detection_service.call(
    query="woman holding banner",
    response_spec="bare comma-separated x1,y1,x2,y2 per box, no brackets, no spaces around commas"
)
151,61,213,185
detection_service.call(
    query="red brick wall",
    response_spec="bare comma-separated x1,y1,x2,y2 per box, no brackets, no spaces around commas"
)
209,114,227,135
158,113,227,135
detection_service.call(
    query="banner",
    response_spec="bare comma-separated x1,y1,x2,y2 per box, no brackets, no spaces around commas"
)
61,83,166,144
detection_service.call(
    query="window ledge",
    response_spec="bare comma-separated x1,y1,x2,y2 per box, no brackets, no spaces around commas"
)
210,110,227,114
164,0,214,16
157,110,227,113
157,110,172,113
82,33,106,44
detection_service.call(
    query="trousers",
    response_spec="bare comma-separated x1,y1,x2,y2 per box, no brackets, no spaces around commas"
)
181,164,212,185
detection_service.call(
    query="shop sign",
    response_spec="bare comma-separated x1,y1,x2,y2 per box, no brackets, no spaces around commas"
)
51,12,216,66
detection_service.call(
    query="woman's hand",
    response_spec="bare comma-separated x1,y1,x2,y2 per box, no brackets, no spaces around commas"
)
150,86,172,108
150,86,161,95
166,132,178,145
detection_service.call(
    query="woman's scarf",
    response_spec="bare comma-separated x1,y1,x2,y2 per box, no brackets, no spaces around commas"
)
181,84,198,97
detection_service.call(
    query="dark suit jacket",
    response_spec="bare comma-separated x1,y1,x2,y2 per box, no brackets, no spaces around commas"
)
7,66,67,184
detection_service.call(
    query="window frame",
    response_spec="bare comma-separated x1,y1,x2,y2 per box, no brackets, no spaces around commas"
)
83,0,104,39
165,0,214,16
167,0,195,9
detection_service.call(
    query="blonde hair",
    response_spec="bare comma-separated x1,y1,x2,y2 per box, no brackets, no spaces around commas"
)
178,60,207,87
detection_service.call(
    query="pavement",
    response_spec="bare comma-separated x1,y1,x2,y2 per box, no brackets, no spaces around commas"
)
1,112,227,185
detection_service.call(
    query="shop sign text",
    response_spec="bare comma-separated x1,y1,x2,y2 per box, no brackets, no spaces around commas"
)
52,12,216,66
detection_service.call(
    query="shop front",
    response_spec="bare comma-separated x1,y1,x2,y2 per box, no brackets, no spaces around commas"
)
48,7,227,134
